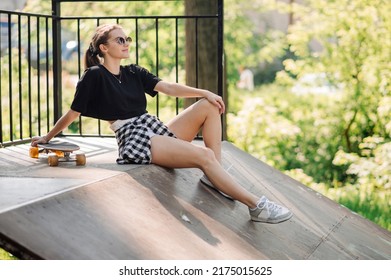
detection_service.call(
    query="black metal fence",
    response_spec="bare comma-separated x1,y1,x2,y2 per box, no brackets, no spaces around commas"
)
0,0,223,147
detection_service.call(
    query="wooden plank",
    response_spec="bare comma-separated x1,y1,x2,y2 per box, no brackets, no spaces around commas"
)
0,172,266,259
0,177,88,213
0,140,390,259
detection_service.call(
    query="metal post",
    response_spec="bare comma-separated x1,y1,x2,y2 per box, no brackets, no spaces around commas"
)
217,0,226,140
51,0,62,124
217,0,224,97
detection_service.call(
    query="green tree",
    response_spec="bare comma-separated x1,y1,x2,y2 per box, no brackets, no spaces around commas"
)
226,0,390,229
239,0,391,183
280,0,391,149
223,0,289,87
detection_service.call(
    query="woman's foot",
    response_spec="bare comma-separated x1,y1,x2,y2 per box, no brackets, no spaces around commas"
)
249,196,292,223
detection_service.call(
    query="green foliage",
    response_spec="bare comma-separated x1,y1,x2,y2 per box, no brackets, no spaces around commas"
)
333,137,391,191
224,0,391,230
24,0,186,77
228,84,347,183
1,47,52,142
228,86,390,231
332,136,391,230
223,0,291,86
228,0,391,151
278,0,391,151
24,0,184,16
0,247,17,260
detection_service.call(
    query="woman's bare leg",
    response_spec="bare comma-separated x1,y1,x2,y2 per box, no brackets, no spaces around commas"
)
150,135,259,208
151,104,293,223
166,99,222,163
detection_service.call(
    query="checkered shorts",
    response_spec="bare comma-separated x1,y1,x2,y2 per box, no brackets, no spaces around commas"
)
113,113,176,164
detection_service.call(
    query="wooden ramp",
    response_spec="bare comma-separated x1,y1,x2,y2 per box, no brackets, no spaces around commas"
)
0,138,390,259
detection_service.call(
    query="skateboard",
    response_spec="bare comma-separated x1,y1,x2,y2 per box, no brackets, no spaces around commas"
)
29,141,86,167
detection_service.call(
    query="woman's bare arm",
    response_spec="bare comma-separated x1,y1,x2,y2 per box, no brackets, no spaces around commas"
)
31,109,81,146
154,81,225,114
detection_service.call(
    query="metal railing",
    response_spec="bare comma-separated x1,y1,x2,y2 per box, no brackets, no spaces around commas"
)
0,10,54,147
0,0,223,147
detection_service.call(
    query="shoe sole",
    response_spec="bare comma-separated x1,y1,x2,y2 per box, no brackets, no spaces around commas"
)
251,212,293,223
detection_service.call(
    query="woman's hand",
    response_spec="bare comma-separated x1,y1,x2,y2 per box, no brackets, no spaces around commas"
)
204,90,225,114
31,136,49,147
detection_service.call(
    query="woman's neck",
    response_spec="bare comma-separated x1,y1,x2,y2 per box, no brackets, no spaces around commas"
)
102,61,121,75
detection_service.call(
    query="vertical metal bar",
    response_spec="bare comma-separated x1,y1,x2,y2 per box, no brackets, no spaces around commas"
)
17,15,23,140
36,17,42,137
76,19,82,148
27,16,32,137
195,17,199,88
98,119,102,136
155,18,159,117
97,20,102,136
0,14,2,144
175,17,179,115
77,19,81,77
52,0,62,125
217,0,224,98
96,19,101,136
8,14,13,141
217,0,225,140
35,17,41,136
45,17,50,134
135,18,139,64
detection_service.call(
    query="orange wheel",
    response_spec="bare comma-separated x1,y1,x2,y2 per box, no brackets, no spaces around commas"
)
48,153,59,166
76,152,86,166
29,146,39,158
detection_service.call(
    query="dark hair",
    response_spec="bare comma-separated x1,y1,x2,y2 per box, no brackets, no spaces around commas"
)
84,23,123,69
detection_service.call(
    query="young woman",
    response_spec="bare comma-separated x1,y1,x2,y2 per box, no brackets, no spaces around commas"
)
31,23,292,224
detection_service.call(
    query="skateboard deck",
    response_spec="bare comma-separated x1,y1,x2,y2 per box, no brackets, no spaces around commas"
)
29,140,86,166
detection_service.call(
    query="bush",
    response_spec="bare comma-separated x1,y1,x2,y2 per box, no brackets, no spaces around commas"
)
227,85,390,231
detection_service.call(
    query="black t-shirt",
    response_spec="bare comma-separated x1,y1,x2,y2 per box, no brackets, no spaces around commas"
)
71,64,161,121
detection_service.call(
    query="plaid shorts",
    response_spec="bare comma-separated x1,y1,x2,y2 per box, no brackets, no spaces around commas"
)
112,113,176,164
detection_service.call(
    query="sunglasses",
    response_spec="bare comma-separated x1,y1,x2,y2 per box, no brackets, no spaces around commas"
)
111,36,132,45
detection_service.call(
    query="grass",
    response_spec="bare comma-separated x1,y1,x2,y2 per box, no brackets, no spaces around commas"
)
0,247,17,260
329,186,391,231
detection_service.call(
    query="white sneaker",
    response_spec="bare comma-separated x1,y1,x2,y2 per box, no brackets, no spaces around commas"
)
200,175,234,200
249,196,292,223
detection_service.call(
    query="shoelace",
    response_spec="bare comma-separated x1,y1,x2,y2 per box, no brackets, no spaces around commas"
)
258,198,282,215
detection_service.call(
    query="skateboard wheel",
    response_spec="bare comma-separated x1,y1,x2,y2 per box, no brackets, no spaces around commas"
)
48,153,59,166
29,146,39,158
76,152,86,166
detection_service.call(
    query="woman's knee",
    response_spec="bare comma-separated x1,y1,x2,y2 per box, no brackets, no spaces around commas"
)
195,146,217,169
196,98,219,115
